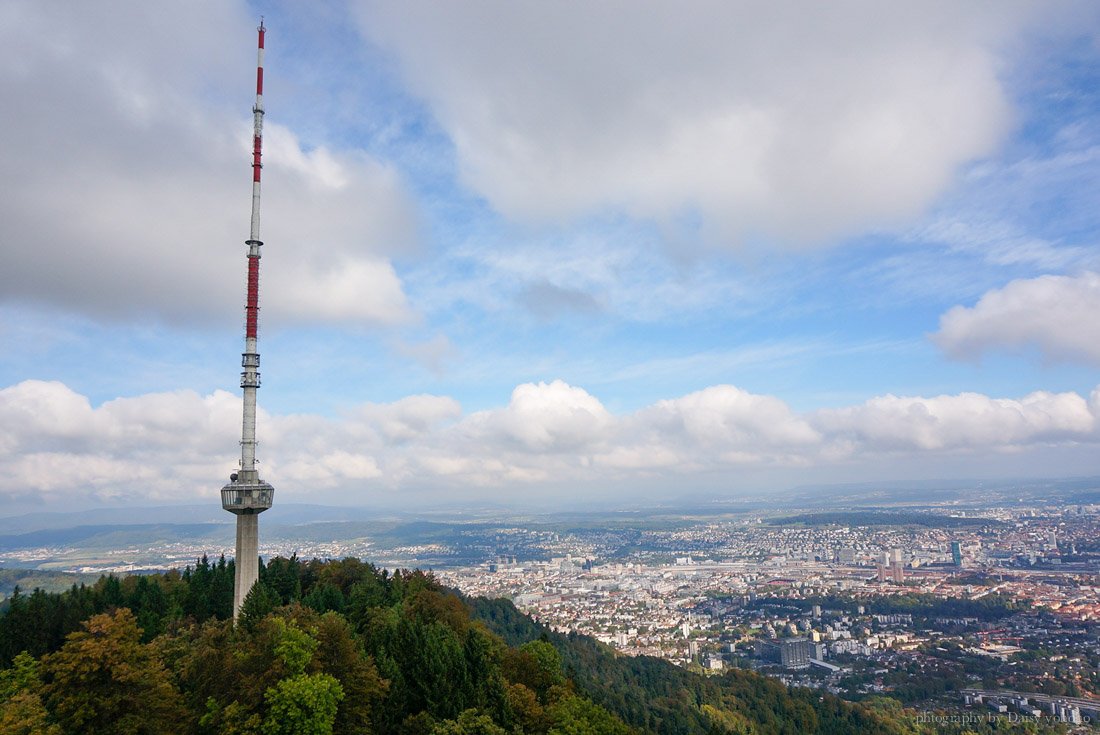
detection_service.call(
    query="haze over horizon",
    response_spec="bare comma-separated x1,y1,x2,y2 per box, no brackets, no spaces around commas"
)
2,1,1100,514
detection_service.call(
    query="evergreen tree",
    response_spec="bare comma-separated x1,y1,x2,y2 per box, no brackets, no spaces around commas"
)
262,555,303,605
211,555,235,620
239,583,280,630
303,583,346,614
311,612,387,735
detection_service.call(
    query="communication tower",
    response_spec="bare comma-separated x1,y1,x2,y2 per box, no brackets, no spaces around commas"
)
221,20,274,619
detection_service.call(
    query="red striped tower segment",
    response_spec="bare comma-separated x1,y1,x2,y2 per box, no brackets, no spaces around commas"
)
222,20,274,621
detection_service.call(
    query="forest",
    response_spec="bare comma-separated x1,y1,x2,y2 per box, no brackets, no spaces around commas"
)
0,555,1032,734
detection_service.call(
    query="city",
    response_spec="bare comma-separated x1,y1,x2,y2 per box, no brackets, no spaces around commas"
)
4,496,1099,727
435,504,1100,724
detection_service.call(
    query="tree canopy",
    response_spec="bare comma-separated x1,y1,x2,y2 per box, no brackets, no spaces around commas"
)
0,556,923,734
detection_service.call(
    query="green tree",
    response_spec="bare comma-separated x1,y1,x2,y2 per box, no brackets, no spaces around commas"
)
431,709,507,735
0,652,42,702
303,583,346,614
97,575,124,609
239,583,280,630
0,651,59,735
43,608,184,735
546,696,632,735
311,612,387,735
262,555,303,605
270,617,318,675
262,673,344,735
211,555,236,620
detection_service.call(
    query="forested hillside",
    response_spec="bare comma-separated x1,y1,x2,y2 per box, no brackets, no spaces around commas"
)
0,556,931,734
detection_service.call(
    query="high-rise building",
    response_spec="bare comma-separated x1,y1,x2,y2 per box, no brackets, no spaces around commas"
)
876,551,889,582
951,541,962,567
754,638,812,669
889,548,904,583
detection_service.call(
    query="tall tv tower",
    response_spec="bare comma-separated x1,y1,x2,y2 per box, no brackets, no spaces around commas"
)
221,20,274,620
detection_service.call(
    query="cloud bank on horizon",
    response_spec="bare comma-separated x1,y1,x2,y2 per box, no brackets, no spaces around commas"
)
1,1,1100,509
2,379,1098,507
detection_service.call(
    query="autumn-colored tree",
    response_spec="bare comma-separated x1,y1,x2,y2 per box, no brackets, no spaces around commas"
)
42,608,185,735
505,683,546,734
0,692,61,735
503,639,565,699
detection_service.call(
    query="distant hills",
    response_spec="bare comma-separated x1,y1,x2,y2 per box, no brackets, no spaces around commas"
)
766,511,1004,528
3,475,1097,536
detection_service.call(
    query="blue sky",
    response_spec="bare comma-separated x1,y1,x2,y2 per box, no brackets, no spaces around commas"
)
2,1,1100,512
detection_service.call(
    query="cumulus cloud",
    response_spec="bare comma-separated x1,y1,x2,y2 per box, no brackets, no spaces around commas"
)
3,379,1099,507
348,1,1078,244
465,380,612,452
935,272,1100,364
0,2,417,326
814,390,1096,452
0,381,239,503
353,394,463,443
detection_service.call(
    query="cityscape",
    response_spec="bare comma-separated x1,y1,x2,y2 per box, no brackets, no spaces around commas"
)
4,488,1099,727
440,504,1100,719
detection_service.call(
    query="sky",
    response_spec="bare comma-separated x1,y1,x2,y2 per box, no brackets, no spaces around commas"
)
2,1,1100,513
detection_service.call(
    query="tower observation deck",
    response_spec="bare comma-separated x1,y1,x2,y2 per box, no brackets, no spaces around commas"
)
221,20,274,620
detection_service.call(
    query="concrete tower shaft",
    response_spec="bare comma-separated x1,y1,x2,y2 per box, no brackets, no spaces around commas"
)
221,20,274,620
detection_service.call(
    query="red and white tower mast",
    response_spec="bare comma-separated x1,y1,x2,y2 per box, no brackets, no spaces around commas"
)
221,20,274,620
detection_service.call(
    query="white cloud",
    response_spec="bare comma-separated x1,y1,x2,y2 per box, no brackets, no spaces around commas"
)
350,1,1078,244
646,386,821,449
353,394,463,443
3,379,1098,507
466,380,612,452
0,381,238,503
813,390,1096,452
935,272,1100,364
0,2,417,326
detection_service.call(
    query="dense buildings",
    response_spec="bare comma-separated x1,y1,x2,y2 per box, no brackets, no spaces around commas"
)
3,499,1100,721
